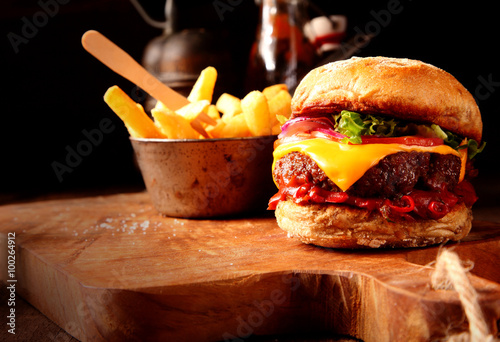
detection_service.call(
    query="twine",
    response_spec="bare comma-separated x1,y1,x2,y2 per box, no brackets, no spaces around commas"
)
431,249,498,342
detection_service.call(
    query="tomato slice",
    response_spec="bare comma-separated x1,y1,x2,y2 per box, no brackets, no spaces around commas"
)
310,129,444,146
276,130,444,148
360,135,444,146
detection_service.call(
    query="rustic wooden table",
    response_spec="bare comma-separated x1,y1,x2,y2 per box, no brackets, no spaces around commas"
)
1,175,499,342
0,289,359,342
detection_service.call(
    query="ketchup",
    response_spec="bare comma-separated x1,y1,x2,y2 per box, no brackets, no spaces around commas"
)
268,177,478,222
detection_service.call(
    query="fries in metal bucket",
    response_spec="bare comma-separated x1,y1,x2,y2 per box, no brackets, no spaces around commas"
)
220,114,251,138
262,83,288,100
188,66,217,103
104,86,165,139
241,91,272,137
216,93,242,122
151,107,199,139
104,67,291,139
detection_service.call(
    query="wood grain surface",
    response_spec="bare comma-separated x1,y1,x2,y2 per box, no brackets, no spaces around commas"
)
0,192,499,342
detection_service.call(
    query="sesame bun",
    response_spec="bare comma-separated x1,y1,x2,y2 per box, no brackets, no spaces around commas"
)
275,200,472,249
292,57,482,142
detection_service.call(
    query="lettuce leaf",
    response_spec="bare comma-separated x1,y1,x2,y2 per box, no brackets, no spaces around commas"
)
461,139,486,159
334,110,399,144
439,128,486,159
334,111,365,144
332,110,485,159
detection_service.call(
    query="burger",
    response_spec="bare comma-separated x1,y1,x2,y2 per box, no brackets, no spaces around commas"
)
268,56,485,248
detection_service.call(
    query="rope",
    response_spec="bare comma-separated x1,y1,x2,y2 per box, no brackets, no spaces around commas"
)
431,249,498,342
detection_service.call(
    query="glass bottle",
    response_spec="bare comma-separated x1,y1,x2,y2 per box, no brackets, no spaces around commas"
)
245,0,317,94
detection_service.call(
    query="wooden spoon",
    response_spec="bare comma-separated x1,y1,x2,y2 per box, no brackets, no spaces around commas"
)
81,30,214,138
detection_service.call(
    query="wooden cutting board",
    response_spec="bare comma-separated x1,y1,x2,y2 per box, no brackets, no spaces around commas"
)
1,192,499,342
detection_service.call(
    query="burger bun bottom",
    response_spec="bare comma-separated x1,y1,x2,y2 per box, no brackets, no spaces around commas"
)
275,200,472,248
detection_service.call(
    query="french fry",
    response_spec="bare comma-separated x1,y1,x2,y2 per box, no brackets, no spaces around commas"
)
177,100,217,138
104,64,290,140
220,114,251,138
206,104,221,122
152,107,199,139
104,85,165,139
272,123,282,135
268,89,292,117
177,100,210,121
191,119,210,138
241,90,272,136
268,89,292,126
154,100,169,112
216,93,242,121
262,84,288,100
188,66,217,103
206,119,226,138
185,66,218,132
195,111,217,126
155,99,213,138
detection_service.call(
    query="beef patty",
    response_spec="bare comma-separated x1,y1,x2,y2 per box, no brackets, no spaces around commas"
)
273,151,461,199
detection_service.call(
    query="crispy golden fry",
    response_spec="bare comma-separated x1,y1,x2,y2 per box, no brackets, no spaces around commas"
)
196,111,217,126
155,99,212,138
241,90,272,136
151,107,199,139
268,90,292,118
206,119,226,138
104,85,165,139
185,66,218,131
221,114,251,138
177,100,210,121
177,100,215,138
104,65,290,140
216,93,242,121
154,100,169,112
262,84,288,100
191,119,210,138
272,123,282,135
268,89,292,127
207,104,221,121
188,66,217,103
199,105,221,134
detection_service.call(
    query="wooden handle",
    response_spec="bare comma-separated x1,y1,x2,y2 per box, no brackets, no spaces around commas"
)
82,30,213,137
82,30,189,111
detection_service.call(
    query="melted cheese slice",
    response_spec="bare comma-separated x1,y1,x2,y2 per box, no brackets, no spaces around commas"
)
273,138,462,192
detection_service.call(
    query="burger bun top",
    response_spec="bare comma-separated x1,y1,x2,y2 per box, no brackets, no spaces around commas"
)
292,56,482,142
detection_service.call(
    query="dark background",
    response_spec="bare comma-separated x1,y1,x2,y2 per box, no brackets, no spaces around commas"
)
2,0,499,204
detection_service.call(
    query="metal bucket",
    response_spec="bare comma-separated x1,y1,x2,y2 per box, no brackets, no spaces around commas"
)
130,136,277,218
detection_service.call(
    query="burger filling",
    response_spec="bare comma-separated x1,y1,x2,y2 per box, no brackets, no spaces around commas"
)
269,151,477,221
268,111,484,222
